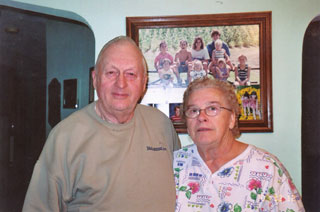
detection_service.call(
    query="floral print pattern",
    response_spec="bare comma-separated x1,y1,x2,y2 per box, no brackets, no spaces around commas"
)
173,144,305,212
177,182,200,199
217,167,234,178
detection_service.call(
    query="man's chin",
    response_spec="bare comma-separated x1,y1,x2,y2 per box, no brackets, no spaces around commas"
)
112,103,135,113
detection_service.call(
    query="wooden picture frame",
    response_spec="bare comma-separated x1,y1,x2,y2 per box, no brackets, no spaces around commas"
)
126,11,273,133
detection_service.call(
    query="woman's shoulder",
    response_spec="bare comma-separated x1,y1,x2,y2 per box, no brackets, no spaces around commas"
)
174,144,197,159
173,144,198,171
246,145,292,177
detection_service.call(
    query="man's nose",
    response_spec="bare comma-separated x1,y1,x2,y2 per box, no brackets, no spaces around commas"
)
116,73,127,88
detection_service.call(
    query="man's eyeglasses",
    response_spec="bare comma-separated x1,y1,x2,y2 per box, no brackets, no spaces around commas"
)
185,103,232,119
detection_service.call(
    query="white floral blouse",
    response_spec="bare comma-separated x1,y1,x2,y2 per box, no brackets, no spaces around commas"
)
173,144,305,212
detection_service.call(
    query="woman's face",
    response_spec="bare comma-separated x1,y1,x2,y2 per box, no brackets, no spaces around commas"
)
195,39,202,49
186,87,235,148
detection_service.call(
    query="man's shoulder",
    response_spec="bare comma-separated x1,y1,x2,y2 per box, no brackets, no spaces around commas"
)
51,103,95,133
136,104,175,128
222,41,229,48
137,104,167,118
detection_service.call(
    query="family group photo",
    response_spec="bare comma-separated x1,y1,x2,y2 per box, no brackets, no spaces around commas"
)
139,25,262,121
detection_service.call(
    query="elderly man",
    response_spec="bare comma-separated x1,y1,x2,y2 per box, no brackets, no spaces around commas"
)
23,36,181,211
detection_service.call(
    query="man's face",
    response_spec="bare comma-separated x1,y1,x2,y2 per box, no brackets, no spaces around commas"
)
212,34,220,41
180,41,187,49
93,42,147,119
175,107,180,116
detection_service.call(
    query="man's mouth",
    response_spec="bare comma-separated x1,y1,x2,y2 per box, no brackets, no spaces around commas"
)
197,128,211,132
112,92,128,99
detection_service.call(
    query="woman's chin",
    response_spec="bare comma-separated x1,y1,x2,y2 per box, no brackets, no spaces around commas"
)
194,138,216,146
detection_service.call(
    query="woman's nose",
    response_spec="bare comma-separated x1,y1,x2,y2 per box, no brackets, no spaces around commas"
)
197,109,208,122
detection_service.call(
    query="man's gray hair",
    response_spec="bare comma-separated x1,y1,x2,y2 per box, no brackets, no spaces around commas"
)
95,36,148,75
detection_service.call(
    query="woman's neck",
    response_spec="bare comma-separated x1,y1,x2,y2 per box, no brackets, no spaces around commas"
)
197,138,248,174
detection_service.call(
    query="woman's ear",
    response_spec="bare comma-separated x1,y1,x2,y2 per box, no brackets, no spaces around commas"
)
229,111,236,130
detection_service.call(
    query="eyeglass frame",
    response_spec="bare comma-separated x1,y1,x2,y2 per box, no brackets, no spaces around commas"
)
184,103,232,119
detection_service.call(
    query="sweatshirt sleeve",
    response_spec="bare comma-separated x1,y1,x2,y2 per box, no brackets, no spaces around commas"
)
22,129,67,212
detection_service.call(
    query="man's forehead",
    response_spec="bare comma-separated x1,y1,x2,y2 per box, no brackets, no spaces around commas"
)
102,44,141,60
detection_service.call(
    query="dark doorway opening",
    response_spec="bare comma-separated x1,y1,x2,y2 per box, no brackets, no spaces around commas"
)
0,5,95,211
302,14,320,211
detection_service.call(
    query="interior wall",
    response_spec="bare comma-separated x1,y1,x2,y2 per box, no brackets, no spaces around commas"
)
46,19,95,134
6,0,320,194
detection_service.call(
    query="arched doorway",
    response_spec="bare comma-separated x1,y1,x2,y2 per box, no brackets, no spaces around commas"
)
0,4,95,211
302,14,320,211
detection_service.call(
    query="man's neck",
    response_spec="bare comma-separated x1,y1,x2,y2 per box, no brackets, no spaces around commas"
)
95,101,135,124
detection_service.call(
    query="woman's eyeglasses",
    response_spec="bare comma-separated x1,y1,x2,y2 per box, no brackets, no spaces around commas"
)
185,103,232,119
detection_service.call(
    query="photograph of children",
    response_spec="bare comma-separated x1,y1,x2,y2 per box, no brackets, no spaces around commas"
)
138,24,261,120
169,103,183,123
236,86,262,120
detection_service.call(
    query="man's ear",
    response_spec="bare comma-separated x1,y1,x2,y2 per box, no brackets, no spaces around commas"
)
141,74,148,96
92,69,97,90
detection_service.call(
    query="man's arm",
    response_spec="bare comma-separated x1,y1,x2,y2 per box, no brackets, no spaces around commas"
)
22,131,66,212
223,42,230,56
207,43,213,59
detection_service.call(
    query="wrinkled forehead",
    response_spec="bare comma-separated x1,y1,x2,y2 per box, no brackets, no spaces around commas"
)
97,41,146,73
188,87,227,106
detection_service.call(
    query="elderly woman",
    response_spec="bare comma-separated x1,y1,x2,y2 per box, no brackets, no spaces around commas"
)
173,77,305,212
